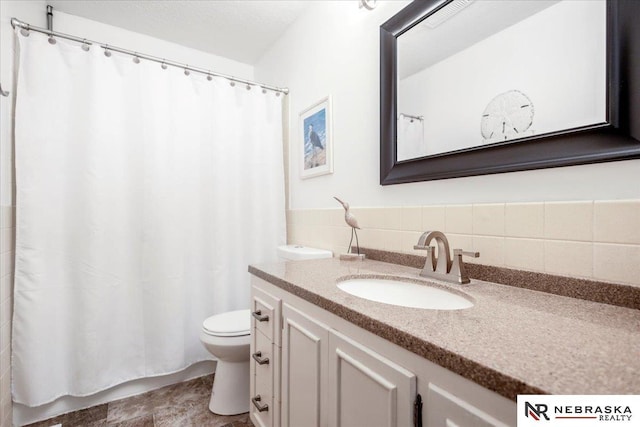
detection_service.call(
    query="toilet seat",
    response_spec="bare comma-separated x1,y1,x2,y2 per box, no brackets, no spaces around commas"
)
202,309,251,337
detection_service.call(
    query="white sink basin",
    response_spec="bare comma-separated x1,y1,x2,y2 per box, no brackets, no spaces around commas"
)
337,278,473,310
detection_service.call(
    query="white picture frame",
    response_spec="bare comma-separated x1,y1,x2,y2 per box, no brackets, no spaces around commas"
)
299,96,333,179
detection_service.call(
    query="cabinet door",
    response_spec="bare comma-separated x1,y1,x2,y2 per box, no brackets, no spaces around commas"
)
328,330,417,427
282,303,329,427
426,384,509,427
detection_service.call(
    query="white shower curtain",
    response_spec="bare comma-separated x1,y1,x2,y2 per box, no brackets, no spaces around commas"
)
12,30,285,406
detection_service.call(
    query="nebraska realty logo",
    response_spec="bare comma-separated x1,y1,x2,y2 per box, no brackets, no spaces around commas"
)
517,395,639,426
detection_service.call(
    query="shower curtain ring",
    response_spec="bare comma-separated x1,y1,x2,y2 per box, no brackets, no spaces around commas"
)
81,39,90,51
20,24,30,37
161,60,168,70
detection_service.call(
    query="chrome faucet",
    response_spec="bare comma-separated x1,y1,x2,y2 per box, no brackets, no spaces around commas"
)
413,231,479,284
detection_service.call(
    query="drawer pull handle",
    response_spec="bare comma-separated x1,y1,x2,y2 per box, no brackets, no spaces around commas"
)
252,351,270,365
252,310,269,322
252,395,269,412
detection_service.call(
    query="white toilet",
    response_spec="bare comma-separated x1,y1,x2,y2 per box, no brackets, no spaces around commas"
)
200,309,251,415
200,245,332,415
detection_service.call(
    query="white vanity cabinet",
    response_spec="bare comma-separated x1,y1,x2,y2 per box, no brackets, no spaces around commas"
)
250,275,516,427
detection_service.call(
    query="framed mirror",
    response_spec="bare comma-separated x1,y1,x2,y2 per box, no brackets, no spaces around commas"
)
380,0,640,185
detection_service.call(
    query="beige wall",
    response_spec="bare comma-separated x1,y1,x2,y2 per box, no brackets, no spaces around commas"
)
256,2,640,288
288,200,640,286
0,207,14,427
255,1,640,210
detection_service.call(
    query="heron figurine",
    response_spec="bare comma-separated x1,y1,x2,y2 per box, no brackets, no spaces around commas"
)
334,196,365,260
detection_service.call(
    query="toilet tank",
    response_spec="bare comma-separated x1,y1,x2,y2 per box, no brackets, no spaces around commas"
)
277,245,333,261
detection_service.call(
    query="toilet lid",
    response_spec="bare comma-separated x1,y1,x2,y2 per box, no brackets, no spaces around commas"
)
202,309,251,337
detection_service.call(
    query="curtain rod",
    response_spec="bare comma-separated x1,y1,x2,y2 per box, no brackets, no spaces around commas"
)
10,17,289,95
399,113,424,122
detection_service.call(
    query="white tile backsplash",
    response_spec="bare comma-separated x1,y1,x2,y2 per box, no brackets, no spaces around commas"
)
421,206,446,231
288,199,640,286
593,243,640,284
594,200,640,244
544,240,593,279
473,204,505,236
544,201,593,242
504,238,545,272
445,205,473,234
505,202,544,238
472,236,505,267
401,207,422,232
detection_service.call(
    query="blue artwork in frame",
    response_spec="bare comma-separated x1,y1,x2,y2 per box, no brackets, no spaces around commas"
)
299,96,333,178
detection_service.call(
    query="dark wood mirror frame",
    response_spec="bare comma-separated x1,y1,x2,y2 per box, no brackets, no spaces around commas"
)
380,0,640,185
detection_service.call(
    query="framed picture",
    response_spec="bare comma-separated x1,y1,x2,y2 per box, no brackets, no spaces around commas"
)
299,96,333,179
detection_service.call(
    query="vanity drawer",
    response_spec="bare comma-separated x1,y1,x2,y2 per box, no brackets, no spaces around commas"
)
252,372,273,427
251,329,274,427
251,284,281,345
252,328,274,377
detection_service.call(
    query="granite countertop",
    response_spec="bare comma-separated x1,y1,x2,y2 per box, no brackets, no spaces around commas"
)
248,257,640,401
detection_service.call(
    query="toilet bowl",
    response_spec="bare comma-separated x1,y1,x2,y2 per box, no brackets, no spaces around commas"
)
200,309,251,415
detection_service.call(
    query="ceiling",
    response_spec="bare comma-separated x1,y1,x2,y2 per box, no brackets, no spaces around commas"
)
47,0,314,65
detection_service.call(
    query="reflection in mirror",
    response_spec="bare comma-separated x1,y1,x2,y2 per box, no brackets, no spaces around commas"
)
396,0,607,161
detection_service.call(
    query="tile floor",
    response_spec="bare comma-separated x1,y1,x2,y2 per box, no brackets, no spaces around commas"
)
24,375,253,427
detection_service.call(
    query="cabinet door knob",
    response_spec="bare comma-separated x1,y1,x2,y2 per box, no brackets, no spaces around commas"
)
252,351,270,365
252,309,269,322
251,395,269,412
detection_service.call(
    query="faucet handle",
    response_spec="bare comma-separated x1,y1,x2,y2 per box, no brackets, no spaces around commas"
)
450,249,479,284
414,245,437,272
454,249,479,258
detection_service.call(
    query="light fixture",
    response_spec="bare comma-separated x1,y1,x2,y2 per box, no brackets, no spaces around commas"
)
359,0,377,10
